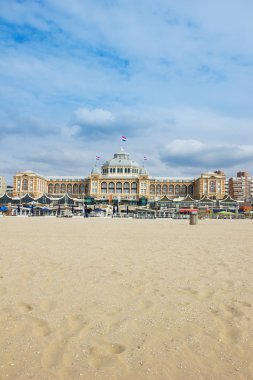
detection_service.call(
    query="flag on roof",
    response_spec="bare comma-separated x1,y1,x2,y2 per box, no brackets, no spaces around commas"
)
121,136,126,142
143,156,148,160
96,156,100,160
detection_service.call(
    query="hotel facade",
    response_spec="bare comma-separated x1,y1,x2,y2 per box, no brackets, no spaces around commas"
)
13,148,226,202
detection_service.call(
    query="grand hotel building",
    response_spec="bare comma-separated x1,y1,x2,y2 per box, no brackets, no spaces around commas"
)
13,148,226,202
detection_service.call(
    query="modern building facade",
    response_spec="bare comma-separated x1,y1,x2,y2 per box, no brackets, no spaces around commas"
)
0,176,7,195
229,171,253,202
13,148,227,202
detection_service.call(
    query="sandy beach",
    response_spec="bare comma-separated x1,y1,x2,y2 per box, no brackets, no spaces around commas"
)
0,217,253,380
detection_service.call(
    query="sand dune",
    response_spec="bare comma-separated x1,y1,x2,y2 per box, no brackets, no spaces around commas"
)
0,217,253,379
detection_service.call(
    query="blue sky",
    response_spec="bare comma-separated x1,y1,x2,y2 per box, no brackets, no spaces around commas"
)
1,0,253,182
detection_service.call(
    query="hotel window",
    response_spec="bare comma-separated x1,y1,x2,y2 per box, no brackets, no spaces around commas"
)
109,182,115,193
101,182,107,193
110,168,113,173
91,181,98,193
67,184,72,194
123,182,130,193
61,184,66,193
116,182,122,193
156,185,161,195
188,185,193,195
48,183,53,193
169,184,174,195
181,185,187,196
150,184,155,195
140,182,147,195
125,168,128,173
131,182,137,194
55,183,60,193
79,184,85,194
113,168,116,173
209,181,216,192
17,180,21,190
162,185,168,195
175,185,180,196
73,184,79,194
22,179,28,191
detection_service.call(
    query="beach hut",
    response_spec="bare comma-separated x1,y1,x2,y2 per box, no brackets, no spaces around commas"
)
0,193,13,205
218,195,238,211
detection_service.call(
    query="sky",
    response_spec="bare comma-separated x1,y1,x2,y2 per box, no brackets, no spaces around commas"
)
1,0,253,183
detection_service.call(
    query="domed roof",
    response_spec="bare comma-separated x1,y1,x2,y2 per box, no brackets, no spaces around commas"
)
102,148,140,168
139,166,149,175
91,165,100,175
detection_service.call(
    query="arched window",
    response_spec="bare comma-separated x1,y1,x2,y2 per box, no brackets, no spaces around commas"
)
79,184,85,194
73,184,79,194
85,184,89,194
101,182,107,193
188,184,193,195
180,185,187,196
209,181,216,192
116,182,122,193
22,179,28,191
150,184,155,195
175,185,180,196
67,184,72,194
109,182,115,193
169,184,174,196
55,183,60,193
48,183,53,193
123,182,130,193
131,182,137,193
61,184,66,193
156,184,161,195
162,184,168,195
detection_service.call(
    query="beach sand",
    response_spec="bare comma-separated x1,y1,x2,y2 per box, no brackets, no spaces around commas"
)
0,217,253,380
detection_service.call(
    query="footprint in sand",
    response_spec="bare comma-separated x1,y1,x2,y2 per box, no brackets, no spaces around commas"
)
138,299,154,310
41,314,88,368
39,299,56,313
221,323,242,344
223,304,244,319
26,315,52,337
17,302,33,313
237,301,251,308
88,340,126,368
211,303,244,344
182,287,199,296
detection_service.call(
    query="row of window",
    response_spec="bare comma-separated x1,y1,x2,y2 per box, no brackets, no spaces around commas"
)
102,168,138,174
101,182,137,194
46,182,196,195
48,183,88,194
150,184,193,196
18,178,46,192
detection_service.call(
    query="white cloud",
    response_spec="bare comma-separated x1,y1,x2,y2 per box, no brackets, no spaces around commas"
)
73,107,115,126
161,139,253,172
